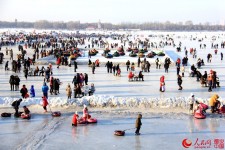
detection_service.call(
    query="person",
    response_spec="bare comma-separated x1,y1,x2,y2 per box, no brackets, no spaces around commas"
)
155,58,159,69
9,75,15,91
50,76,54,95
42,82,49,98
188,93,195,114
74,84,82,98
160,75,165,92
208,70,213,92
74,60,78,72
30,85,35,97
177,74,183,90
66,84,72,100
22,105,30,115
105,61,110,73
84,73,88,85
195,101,208,114
11,98,22,117
20,85,28,98
88,83,95,96
56,57,61,68
138,71,144,81
5,61,9,71
209,94,220,113
135,114,142,135
42,96,48,112
126,60,130,71
131,62,135,71
39,66,45,76
116,68,121,76
137,57,141,67
92,62,95,74
14,75,20,91
24,67,28,80
221,52,223,60
72,111,79,126
128,71,134,81
83,105,89,121
34,66,39,76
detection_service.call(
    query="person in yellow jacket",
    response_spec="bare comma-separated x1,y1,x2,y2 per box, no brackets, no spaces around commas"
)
209,94,220,113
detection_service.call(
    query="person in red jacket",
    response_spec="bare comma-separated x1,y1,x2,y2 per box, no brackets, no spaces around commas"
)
42,96,48,112
83,105,89,120
72,111,79,126
56,57,61,69
160,75,165,92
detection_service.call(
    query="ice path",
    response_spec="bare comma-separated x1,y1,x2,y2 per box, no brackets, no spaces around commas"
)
16,116,67,150
165,50,182,63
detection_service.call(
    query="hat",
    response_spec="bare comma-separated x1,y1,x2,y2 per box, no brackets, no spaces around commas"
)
75,111,78,114
83,104,87,108
191,93,194,97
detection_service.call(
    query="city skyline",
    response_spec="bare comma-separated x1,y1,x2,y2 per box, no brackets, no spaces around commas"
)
0,0,224,25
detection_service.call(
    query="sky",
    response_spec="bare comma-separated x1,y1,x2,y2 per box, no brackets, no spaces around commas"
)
0,0,224,24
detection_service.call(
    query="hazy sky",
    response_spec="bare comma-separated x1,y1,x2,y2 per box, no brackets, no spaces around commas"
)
0,0,224,24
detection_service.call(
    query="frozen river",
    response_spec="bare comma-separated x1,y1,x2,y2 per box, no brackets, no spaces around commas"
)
0,113,225,150
0,30,225,149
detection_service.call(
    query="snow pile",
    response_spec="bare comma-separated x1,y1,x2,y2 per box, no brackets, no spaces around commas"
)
1,95,224,109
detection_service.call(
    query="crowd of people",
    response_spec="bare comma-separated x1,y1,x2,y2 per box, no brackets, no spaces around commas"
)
1,31,225,125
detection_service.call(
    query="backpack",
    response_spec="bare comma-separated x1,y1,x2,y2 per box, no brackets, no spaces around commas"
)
11,101,16,107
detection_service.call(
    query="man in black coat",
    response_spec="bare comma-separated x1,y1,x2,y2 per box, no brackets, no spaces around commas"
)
84,73,88,85
12,98,22,117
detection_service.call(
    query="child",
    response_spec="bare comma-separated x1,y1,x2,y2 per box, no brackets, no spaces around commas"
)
83,105,89,121
188,93,195,114
42,96,48,112
135,114,142,135
66,84,72,100
72,111,79,126
30,85,35,97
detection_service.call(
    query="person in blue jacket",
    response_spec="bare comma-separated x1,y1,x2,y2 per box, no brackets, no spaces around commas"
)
42,82,49,98
30,85,35,97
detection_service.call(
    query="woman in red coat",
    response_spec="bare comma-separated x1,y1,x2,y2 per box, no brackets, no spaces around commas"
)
42,96,48,112
72,111,79,126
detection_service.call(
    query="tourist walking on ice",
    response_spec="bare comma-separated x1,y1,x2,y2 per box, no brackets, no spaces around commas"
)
42,96,48,113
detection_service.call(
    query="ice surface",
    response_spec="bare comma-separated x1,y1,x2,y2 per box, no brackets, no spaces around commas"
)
1,113,225,150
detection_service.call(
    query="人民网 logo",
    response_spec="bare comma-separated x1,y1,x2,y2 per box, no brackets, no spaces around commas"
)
182,138,192,148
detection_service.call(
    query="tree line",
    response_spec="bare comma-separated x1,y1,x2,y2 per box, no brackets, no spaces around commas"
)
0,20,224,31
